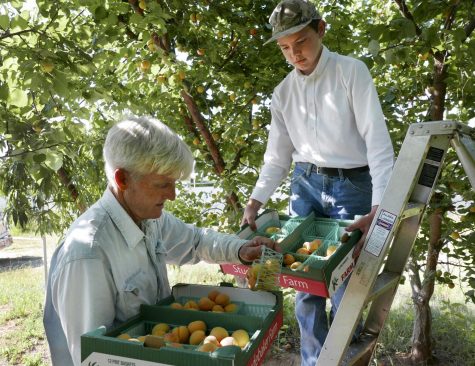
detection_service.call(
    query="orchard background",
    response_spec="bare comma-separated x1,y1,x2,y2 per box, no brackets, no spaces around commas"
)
1,0,474,363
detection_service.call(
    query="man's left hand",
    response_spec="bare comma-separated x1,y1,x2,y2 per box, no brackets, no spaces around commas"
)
238,236,281,263
345,205,378,259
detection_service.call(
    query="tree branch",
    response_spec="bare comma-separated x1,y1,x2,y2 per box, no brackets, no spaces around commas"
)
0,28,38,40
393,0,422,36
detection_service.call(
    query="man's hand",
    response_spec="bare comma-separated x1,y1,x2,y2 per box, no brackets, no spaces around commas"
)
240,199,263,231
238,236,281,263
345,205,378,259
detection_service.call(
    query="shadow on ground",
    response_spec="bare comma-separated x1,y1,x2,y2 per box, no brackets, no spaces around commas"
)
0,256,43,272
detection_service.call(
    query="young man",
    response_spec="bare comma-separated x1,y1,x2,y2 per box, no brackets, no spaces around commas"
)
44,116,277,366
241,0,394,364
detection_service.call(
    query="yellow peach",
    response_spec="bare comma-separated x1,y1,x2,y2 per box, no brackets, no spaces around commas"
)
232,329,250,348
189,329,206,345
210,326,229,342
214,293,230,306
187,320,207,334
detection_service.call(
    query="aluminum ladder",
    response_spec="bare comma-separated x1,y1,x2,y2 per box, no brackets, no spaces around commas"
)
317,120,475,365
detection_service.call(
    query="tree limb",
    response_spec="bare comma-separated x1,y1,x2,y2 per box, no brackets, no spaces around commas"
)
393,0,422,36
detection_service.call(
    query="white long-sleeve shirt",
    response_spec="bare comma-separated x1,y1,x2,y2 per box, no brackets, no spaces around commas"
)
43,188,247,366
251,46,394,207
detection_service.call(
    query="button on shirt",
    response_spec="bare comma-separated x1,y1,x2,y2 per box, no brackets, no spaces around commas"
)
43,188,247,366
251,46,394,207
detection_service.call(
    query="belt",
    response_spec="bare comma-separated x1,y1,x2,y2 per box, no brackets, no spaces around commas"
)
297,162,369,177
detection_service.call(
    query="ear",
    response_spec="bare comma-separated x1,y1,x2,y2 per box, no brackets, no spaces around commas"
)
114,169,128,191
318,20,326,37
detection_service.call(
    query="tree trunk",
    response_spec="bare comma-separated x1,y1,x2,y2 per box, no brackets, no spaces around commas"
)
408,207,443,362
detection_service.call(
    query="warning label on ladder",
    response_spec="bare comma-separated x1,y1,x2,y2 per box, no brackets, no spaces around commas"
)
365,210,397,257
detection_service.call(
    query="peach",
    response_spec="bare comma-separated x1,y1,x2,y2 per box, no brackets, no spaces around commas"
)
152,323,169,335
220,336,238,347
290,261,302,271
170,302,183,309
196,342,218,352
116,333,131,340
283,253,295,265
212,304,225,312
232,329,250,348
198,296,215,311
214,293,230,306
144,335,165,349
224,303,238,313
207,290,220,301
187,320,206,333
171,325,190,343
326,245,338,257
296,247,310,255
189,329,206,345
203,335,219,346
210,326,229,342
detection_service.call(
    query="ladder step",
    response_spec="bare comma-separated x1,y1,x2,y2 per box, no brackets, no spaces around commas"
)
401,202,425,219
342,333,378,366
366,271,400,305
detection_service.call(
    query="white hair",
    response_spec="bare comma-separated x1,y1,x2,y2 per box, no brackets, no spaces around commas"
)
103,116,194,185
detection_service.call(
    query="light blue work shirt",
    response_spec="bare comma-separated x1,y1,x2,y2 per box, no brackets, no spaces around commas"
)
43,188,247,365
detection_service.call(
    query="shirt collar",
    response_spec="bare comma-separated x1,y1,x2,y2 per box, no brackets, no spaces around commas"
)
100,188,145,249
295,45,330,80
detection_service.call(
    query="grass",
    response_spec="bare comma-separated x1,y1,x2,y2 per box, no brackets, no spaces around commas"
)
1,234,475,365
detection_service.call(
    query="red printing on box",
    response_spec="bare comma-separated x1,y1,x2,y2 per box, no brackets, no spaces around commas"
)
247,309,283,366
220,264,329,297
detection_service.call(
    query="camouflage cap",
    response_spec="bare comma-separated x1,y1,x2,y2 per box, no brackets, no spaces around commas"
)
264,0,321,45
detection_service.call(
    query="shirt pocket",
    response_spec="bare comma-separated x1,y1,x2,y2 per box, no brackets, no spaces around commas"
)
119,270,154,318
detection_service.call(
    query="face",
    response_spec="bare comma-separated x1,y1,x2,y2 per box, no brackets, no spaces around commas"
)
277,22,325,75
115,170,176,224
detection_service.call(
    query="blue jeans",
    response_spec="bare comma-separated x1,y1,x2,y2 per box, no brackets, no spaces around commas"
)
291,162,372,366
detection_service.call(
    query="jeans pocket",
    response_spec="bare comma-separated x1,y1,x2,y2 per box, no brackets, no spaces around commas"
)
291,166,307,186
343,174,372,195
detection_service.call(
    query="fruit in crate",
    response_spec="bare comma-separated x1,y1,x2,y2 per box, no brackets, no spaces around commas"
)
198,296,215,310
210,326,229,342
326,245,338,257
207,289,220,301
290,261,302,271
188,320,206,333
215,293,230,306
152,323,169,335
171,325,190,343
283,253,295,265
220,336,238,346
296,247,310,255
144,335,166,349
265,226,280,235
232,329,250,348
303,239,322,253
189,329,206,345
197,342,218,352
117,333,131,340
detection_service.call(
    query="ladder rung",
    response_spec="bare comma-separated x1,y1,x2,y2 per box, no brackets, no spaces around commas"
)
401,202,425,219
366,271,400,304
342,333,378,366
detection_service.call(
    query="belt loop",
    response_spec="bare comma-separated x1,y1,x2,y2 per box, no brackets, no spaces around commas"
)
338,168,345,180
306,163,312,177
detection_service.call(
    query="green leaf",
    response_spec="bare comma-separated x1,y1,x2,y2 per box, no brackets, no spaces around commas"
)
44,151,63,171
0,14,10,30
368,40,380,57
8,89,29,107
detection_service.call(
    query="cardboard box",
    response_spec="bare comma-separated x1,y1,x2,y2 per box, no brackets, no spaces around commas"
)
221,211,361,297
81,284,283,366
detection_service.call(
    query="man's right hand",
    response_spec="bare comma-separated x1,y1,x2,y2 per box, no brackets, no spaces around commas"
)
241,199,263,231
